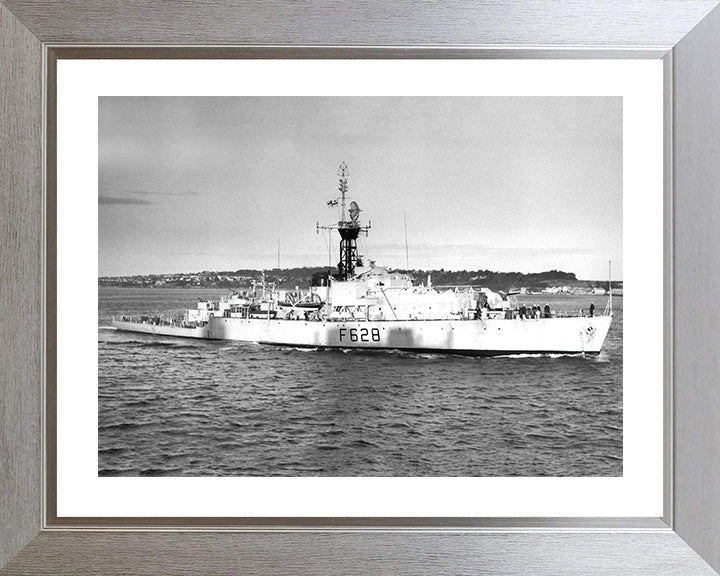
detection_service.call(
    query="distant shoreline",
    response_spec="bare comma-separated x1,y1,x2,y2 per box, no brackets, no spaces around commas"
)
98,267,622,296
98,285,624,298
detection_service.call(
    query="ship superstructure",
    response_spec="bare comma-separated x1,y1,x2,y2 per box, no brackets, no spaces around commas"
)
112,164,613,355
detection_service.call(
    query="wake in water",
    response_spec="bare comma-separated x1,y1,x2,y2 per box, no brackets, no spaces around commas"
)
108,338,204,350
491,352,588,359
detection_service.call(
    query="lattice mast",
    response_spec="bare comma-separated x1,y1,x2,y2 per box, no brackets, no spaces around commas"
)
317,162,371,281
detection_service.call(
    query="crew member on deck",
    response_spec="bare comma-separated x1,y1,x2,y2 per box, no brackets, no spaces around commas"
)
544,304,551,318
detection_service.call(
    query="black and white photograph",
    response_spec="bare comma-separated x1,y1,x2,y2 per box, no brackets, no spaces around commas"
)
98,96,622,478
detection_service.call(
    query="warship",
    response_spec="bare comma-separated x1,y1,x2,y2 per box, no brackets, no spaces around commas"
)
112,163,613,355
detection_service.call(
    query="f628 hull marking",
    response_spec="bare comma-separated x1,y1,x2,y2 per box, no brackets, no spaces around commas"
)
339,327,381,342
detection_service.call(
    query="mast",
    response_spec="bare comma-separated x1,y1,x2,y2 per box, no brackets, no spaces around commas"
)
608,260,613,315
327,230,332,274
339,162,348,224
317,162,371,281
403,210,409,270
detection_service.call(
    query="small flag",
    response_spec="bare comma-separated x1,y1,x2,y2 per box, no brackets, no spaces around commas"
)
327,199,338,207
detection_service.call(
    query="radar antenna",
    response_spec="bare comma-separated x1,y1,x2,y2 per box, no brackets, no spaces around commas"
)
317,162,371,281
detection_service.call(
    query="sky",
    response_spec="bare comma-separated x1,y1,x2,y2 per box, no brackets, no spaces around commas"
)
99,97,622,280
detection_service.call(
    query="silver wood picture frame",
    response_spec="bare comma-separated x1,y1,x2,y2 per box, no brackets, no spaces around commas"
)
2,1,720,574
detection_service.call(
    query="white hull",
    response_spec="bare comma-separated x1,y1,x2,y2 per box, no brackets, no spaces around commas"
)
112,314,612,355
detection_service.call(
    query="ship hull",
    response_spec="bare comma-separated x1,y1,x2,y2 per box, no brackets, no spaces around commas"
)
112,315,612,355
111,320,209,338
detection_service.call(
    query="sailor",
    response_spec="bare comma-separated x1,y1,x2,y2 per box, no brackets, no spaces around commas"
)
589,302,595,317
544,304,551,318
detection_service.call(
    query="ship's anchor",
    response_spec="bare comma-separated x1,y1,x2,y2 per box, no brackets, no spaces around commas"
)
579,324,596,355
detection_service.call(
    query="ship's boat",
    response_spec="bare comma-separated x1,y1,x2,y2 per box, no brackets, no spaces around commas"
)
112,163,614,355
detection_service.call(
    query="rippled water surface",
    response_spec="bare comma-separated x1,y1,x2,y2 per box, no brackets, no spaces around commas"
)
99,287,622,477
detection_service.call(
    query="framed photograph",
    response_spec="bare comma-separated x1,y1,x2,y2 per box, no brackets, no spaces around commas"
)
2,2,720,575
